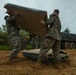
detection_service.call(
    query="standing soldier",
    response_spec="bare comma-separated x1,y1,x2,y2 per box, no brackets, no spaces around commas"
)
37,9,62,67
4,12,23,63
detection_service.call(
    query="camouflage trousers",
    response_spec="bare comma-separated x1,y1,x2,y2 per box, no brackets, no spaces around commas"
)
38,37,61,63
9,35,22,59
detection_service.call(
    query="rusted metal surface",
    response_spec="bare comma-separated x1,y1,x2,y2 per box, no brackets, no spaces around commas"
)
4,3,47,37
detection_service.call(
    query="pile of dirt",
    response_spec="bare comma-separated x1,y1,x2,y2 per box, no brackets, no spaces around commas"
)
0,49,76,75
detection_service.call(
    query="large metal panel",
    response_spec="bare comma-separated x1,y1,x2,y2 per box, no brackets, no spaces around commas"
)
4,3,47,37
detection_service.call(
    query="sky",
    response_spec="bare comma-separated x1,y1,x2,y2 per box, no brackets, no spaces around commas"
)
0,0,76,33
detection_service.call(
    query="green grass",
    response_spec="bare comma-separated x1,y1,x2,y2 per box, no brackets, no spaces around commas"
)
0,45,10,51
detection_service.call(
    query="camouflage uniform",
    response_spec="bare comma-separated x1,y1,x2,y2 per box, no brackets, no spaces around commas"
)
38,13,61,63
5,15,23,59
34,36,40,48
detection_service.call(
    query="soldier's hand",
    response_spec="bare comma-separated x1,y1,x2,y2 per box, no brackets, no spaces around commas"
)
5,10,11,14
40,20,45,24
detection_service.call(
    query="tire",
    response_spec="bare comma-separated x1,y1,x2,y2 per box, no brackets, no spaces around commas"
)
65,42,70,49
70,43,76,49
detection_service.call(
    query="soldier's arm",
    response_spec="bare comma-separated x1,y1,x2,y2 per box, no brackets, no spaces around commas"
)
8,12,19,22
11,14,19,21
45,15,55,25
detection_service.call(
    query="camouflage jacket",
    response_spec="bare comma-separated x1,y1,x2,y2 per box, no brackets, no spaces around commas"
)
6,15,20,38
45,14,61,40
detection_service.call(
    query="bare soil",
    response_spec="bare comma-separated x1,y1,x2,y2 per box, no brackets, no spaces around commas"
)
0,49,76,75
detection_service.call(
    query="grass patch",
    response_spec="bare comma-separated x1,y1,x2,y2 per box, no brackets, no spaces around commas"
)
0,45,10,51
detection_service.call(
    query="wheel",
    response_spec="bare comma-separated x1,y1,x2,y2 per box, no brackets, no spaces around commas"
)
70,43,76,49
65,42,70,49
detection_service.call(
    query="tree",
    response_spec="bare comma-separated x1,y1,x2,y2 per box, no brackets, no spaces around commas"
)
20,29,29,38
2,25,7,32
0,27,2,32
64,28,70,33
0,25,8,45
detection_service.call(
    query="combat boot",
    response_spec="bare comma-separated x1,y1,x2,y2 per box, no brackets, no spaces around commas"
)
53,61,63,70
36,59,45,69
36,59,43,66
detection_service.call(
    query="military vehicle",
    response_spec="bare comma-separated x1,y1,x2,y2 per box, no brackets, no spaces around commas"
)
61,32,76,49
29,32,76,49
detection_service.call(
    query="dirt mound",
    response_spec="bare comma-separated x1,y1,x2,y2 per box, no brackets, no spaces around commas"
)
0,49,76,75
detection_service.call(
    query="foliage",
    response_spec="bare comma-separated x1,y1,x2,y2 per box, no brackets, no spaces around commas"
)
64,28,70,33
0,45,10,50
2,25,7,32
20,30,30,39
26,44,33,50
0,27,2,32
0,31,8,45
0,25,9,50
0,25,31,50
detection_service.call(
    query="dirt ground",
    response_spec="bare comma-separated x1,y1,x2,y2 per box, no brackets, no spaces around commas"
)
0,49,76,75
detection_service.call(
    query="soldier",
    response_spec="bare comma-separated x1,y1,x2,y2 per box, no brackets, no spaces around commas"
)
37,9,62,67
4,12,23,62
34,36,41,49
